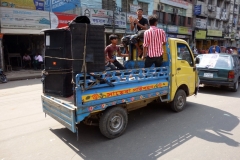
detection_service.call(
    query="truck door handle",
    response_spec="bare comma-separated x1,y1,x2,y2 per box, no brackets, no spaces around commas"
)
177,68,181,71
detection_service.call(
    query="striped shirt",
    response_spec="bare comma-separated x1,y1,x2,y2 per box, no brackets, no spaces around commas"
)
143,26,166,57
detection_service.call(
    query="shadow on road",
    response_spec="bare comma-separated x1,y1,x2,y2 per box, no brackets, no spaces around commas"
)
199,86,240,98
0,78,41,90
50,102,240,160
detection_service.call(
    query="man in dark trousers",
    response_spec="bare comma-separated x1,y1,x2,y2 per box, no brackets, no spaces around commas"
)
142,15,166,68
129,8,149,57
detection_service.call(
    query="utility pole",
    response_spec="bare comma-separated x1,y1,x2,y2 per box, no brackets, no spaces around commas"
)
112,0,116,34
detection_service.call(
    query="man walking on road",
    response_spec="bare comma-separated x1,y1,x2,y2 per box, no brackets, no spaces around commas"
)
142,15,166,67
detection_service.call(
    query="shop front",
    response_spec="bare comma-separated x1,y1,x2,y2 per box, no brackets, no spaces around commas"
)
166,25,192,43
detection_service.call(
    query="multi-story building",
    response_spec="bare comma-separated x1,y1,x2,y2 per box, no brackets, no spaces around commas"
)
153,0,194,44
194,0,240,53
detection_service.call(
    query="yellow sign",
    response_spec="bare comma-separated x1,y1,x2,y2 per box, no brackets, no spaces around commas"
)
1,0,37,10
82,82,169,102
195,30,206,39
207,30,222,37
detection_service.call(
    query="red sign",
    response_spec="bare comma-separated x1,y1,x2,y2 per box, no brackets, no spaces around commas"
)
54,12,77,28
0,33,3,39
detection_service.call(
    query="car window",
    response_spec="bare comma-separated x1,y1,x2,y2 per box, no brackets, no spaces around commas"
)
197,54,232,69
177,43,194,66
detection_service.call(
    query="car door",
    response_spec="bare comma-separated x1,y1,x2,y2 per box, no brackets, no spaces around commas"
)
233,56,240,81
175,43,196,95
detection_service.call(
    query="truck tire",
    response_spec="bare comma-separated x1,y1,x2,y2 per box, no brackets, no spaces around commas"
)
230,80,238,92
170,89,186,112
99,106,128,139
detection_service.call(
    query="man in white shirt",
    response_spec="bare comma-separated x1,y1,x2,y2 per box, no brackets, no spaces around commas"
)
33,53,43,70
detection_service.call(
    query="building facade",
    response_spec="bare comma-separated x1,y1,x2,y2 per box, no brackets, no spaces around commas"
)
194,0,240,53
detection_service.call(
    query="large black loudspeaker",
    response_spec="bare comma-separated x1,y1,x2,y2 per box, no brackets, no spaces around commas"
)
44,29,72,70
70,23,105,78
43,70,73,97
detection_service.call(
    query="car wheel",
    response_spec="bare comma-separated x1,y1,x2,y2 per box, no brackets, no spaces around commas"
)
99,106,128,139
230,80,239,92
170,89,186,112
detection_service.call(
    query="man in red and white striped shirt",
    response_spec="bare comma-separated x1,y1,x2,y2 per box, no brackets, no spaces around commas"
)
142,15,166,67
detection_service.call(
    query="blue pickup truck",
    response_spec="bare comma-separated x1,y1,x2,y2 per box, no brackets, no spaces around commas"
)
41,37,199,139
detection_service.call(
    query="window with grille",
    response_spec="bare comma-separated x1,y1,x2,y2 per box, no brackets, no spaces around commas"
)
179,16,185,26
187,17,192,25
102,0,114,10
157,11,165,23
121,0,133,12
168,14,176,25
215,20,220,28
208,19,212,26
138,2,148,15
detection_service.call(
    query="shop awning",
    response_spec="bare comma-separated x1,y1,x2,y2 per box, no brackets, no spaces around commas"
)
0,28,44,35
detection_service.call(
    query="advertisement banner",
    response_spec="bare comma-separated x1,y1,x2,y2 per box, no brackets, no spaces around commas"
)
167,25,178,33
207,30,222,37
0,0,44,10
0,7,50,30
195,30,206,39
178,26,192,35
54,12,77,28
44,0,80,12
194,5,201,15
82,8,126,28
195,18,206,29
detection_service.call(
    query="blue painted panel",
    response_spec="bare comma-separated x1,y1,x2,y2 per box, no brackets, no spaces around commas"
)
45,0,81,12
81,0,102,9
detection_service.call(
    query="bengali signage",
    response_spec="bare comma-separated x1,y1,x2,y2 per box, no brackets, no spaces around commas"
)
0,7,50,29
195,30,206,39
54,12,77,28
44,0,80,12
207,30,222,37
167,25,178,33
178,26,192,35
194,5,201,15
82,8,126,28
160,0,189,9
0,0,44,10
195,18,207,29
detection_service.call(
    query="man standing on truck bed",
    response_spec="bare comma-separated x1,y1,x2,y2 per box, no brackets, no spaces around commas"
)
142,15,166,68
129,8,149,57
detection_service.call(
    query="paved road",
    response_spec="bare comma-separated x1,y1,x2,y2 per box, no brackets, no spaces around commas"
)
0,79,240,160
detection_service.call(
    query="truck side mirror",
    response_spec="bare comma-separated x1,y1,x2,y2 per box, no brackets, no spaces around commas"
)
195,57,200,64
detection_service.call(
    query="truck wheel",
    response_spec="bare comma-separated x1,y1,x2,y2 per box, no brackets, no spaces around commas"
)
230,80,238,92
99,106,128,139
170,89,186,112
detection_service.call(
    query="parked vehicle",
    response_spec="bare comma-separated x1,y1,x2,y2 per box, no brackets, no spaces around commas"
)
41,37,199,139
0,69,7,83
196,54,240,92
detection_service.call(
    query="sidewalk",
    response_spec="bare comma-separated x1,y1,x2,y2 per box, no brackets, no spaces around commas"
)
5,69,42,81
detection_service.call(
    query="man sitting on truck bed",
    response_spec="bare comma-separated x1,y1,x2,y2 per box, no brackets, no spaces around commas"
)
142,15,166,67
105,34,129,70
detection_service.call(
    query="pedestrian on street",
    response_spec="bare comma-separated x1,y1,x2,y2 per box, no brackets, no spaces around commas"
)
33,53,43,70
22,53,31,69
142,15,166,68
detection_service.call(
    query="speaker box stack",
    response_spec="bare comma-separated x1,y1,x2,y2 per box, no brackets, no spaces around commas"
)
43,29,73,97
43,70,73,97
44,29,72,70
70,23,105,82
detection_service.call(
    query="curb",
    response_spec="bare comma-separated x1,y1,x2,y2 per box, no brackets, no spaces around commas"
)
8,75,42,81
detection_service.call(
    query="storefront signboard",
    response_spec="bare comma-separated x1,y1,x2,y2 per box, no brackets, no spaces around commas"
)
160,0,189,9
0,0,44,10
194,5,201,15
0,7,50,30
157,24,167,31
195,30,206,39
178,26,192,35
54,12,77,28
207,30,222,37
44,0,81,12
82,8,126,28
167,25,178,33
195,18,206,29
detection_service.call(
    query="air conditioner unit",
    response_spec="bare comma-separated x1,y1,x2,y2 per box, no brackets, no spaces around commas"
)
208,4,212,11
158,3,164,11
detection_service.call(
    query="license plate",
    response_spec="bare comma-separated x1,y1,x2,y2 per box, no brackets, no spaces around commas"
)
203,73,213,78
